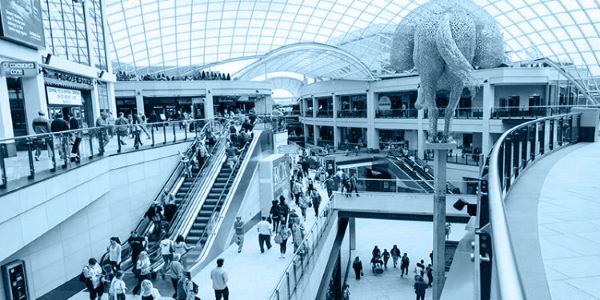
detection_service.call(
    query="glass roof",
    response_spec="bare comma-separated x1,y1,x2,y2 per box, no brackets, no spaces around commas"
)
106,0,600,77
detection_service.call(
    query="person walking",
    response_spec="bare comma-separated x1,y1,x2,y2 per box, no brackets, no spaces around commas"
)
275,222,291,258
109,270,127,300
140,279,162,300
159,237,174,278
415,259,425,277
382,249,390,269
167,254,185,298
32,111,52,161
391,245,401,268
114,112,128,148
132,114,143,149
233,216,244,253
82,258,104,300
106,237,122,271
350,173,360,196
173,235,193,257
176,271,196,300
133,251,152,295
95,110,109,154
426,264,434,287
269,200,282,233
414,275,428,300
50,113,69,160
210,258,229,300
372,246,381,258
298,193,309,221
401,253,410,278
257,216,272,253
278,196,290,224
310,189,321,217
352,256,363,280
291,219,305,252
68,112,82,162
292,180,303,206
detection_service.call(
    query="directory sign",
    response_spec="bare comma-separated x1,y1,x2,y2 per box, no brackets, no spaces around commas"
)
0,0,45,48
2,260,29,300
1,61,36,77
46,87,83,106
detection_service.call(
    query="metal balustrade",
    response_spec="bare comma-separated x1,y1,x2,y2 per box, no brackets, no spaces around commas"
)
475,112,581,300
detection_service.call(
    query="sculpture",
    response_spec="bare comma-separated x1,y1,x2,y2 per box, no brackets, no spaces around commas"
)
390,0,504,142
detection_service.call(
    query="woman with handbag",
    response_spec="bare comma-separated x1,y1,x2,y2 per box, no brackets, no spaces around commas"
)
352,256,364,280
275,222,292,258
133,251,152,295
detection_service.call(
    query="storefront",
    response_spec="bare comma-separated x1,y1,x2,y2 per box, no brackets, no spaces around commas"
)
144,97,193,121
115,97,137,116
43,69,94,127
213,95,256,116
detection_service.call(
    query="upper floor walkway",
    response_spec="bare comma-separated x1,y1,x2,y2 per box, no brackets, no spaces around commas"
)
506,141,600,300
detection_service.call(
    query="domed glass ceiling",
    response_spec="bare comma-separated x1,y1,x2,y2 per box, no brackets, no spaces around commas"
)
106,0,600,78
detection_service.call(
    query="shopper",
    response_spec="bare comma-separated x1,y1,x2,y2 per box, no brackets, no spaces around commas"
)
32,111,52,161
275,222,291,258
298,193,309,221
352,256,363,280
292,180,303,206
114,112,128,147
310,189,321,217
269,200,282,233
167,254,185,297
128,232,146,272
233,216,244,253
132,114,143,149
106,237,122,271
173,235,193,257
426,264,434,287
291,220,305,252
382,249,390,269
391,245,401,268
82,258,104,300
210,258,229,300
68,112,82,162
372,246,381,258
140,279,162,300
278,196,290,222
415,259,425,277
95,110,110,154
350,173,359,196
257,216,272,253
414,276,428,300
160,237,174,277
109,270,127,300
401,253,410,278
133,251,152,295
177,271,197,300
50,113,69,159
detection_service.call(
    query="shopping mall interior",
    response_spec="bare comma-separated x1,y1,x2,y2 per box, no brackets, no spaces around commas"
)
1,0,600,299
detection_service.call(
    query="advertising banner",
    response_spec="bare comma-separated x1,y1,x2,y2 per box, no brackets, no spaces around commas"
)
46,87,83,106
272,155,291,199
0,0,45,48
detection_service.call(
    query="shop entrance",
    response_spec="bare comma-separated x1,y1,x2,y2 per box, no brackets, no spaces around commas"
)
7,78,27,137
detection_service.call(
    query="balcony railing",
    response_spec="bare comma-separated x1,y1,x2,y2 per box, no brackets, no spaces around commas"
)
476,112,581,300
490,105,573,119
316,109,334,118
376,109,419,119
424,151,482,167
337,110,367,118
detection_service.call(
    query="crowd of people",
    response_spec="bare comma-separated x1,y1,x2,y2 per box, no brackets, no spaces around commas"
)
351,245,435,299
116,70,232,82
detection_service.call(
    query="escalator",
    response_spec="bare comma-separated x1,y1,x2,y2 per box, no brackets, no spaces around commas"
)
185,161,238,245
387,155,460,194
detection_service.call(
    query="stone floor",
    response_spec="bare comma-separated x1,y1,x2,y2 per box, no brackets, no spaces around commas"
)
537,142,600,300
346,218,467,300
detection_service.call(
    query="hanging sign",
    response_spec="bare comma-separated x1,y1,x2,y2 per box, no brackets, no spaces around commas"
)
1,61,37,77
46,87,83,106
378,96,392,111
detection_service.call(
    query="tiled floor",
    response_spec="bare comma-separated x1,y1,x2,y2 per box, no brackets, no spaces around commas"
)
537,142,600,300
346,218,467,300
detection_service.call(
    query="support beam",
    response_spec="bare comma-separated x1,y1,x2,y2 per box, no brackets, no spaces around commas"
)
349,217,356,250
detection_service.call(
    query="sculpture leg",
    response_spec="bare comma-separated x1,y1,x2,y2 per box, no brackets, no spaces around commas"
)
444,82,464,141
429,102,439,142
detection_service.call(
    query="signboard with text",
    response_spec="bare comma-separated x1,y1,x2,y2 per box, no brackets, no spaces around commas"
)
46,87,83,106
1,61,36,77
0,0,45,48
272,155,291,200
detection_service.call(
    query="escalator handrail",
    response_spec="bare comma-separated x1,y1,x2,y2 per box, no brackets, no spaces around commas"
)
183,135,255,265
99,119,218,267
387,156,434,192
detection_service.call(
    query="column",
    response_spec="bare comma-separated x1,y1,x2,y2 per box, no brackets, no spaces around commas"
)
135,89,144,116
334,126,341,150
0,76,15,155
349,217,356,250
314,125,319,146
552,120,558,149
481,82,494,157
543,120,551,153
89,82,101,120
106,82,117,118
204,91,214,119
366,88,377,149
21,74,48,135
312,96,317,118
417,109,425,159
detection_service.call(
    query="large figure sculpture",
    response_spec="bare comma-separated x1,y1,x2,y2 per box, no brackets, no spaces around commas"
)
391,0,504,142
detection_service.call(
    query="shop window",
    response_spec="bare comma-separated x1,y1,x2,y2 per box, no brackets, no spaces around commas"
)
7,78,27,137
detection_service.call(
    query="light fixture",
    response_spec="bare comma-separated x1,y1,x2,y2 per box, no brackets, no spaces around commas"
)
44,54,52,64
98,71,104,78
453,198,477,216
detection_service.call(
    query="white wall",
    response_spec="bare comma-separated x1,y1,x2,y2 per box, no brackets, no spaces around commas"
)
495,85,546,108
0,142,190,299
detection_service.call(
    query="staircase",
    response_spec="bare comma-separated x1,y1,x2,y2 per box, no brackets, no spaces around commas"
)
174,168,200,206
185,161,240,245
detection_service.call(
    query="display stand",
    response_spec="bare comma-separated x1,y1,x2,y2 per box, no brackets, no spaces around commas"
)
425,141,456,300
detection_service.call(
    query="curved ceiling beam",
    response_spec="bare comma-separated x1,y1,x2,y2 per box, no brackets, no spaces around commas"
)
233,42,375,81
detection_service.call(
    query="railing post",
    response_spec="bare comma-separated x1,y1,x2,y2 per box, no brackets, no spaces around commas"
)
151,126,155,146
88,131,94,158
50,136,57,172
286,271,291,300
163,123,167,144
173,123,177,143
27,138,35,179
117,130,122,153
0,144,8,188
62,134,68,168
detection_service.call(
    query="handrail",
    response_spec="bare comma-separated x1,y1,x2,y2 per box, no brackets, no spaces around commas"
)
482,112,581,300
269,193,336,300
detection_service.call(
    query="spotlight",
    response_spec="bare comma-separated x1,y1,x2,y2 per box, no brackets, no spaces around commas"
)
453,198,477,216
44,54,52,65
98,71,105,78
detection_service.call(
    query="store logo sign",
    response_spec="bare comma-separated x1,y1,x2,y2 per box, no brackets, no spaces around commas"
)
1,61,37,77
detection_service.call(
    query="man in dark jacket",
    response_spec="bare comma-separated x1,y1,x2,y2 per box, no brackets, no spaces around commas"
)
50,113,69,160
414,276,428,300
68,112,81,162
32,111,51,160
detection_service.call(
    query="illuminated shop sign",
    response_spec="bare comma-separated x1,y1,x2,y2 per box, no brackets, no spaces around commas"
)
46,87,83,106
0,61,37,77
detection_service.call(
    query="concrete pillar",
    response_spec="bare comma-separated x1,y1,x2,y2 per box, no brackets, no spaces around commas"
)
106,82,117,118
135,90,144,116
417,109,425,159
482,82,493,158
334,126,341,150
552,119,558,149
534,122,540,156
367,127,378,149
349,217,356,250
312,96,317,118
21,74,47,135
314,124,319,146
366,87,377,149
89,82,101,121
0,77,14,140
205,91,214,119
